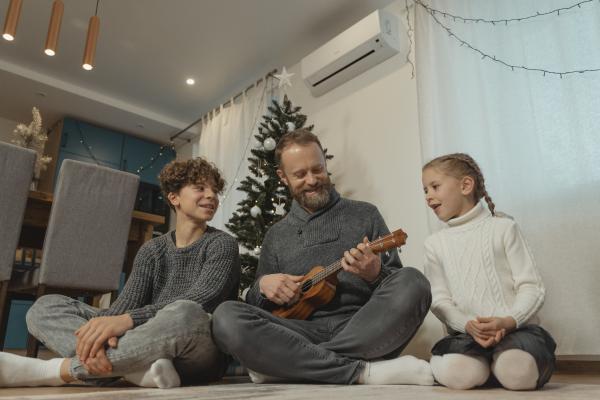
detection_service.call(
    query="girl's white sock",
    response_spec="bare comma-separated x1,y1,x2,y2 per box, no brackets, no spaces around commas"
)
0,352,65,387
358,355,434,385
124,359,181,389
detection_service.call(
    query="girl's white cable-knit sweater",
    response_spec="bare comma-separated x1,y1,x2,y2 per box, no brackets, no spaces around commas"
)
424,202,545,333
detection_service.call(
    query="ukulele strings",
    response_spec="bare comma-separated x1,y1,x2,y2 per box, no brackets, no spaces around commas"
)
300,235,397,291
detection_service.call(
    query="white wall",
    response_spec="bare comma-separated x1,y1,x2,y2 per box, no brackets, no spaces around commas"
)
0,115,18,143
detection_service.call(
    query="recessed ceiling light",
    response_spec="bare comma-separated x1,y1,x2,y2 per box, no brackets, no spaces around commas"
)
186,78,195,85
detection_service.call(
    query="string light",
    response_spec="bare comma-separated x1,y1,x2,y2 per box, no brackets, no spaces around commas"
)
413,0,595,25
415,0,600,77
404,0,415,78
74,121,175,174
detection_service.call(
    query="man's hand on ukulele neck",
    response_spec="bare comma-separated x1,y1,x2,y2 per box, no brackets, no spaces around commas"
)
259,274,303,305
341,236,382,283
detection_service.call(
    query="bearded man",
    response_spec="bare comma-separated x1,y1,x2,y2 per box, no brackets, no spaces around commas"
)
213,129,433,386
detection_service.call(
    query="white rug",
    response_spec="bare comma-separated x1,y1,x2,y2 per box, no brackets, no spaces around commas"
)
1,383,599,400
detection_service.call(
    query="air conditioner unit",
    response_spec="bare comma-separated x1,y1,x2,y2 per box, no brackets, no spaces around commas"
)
301,9,404,97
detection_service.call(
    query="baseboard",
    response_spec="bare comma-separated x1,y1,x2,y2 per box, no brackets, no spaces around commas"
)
556,355,600,374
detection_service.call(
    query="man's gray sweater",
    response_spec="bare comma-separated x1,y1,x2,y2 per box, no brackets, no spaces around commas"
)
99,227,240,326
246,189,402,318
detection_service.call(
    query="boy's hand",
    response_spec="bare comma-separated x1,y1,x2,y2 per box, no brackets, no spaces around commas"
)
83,346,113,375
75,314,133,362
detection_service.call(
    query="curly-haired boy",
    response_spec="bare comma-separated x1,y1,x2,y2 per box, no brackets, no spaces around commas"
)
1,158,240,388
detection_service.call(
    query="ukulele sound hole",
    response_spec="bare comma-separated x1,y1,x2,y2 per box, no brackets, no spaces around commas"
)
301,280,313,293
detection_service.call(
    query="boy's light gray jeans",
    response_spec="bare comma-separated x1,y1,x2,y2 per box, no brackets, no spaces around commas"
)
26,295,226,384
213,267,432,384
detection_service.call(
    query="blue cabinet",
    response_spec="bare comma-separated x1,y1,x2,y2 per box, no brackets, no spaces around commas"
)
4,300,33,349
122,135,175,186
54,118,175,186
60,118,124,166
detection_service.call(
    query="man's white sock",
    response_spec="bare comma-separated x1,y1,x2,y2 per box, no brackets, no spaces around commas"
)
125,359,181,389
0,352,65,387
358,355,434,385
248,369,287,384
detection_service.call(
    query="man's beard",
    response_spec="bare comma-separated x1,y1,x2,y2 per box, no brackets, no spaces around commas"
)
293,178,332,212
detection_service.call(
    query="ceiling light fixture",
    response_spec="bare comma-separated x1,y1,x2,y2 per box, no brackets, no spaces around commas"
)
44,0,64,56
186,78,195,85
2,0,23,41
82,0,100,70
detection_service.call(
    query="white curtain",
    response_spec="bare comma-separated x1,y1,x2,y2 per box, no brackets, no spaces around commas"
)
194,79,278,231
415,0,600,355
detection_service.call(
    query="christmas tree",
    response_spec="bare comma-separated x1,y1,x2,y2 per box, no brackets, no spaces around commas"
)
226,95,332,291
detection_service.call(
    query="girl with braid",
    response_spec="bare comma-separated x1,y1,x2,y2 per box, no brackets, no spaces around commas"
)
421,153,556,391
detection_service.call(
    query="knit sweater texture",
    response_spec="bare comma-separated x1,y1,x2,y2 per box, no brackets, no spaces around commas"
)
99,227,240,326
424,202,545,333
246,189,403,318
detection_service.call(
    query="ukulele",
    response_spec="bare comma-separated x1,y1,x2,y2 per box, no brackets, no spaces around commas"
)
272,229,408,320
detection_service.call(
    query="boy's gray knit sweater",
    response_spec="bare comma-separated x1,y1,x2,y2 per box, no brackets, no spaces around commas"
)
99,227,240,326
246,189,402,318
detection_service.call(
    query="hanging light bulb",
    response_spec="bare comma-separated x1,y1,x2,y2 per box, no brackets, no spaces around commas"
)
82,1,100,70
44,0,64,56
2,0,23,41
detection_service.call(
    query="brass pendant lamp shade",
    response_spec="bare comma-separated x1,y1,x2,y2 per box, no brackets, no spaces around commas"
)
2,0,23,41
82,15,99,70
44,0,64,56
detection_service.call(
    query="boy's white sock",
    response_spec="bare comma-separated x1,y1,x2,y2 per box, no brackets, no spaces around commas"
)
124,359,181,389
357,355,434,385
0,352,65,387
248,369,287,384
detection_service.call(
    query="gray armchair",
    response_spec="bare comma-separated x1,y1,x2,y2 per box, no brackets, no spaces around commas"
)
0,142,36,350
9,159,139,357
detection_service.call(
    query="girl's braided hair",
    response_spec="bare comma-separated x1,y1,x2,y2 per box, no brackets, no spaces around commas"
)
423,153,496,215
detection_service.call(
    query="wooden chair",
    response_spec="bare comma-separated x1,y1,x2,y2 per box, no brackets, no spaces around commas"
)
8,159,139,357
0,142,36,350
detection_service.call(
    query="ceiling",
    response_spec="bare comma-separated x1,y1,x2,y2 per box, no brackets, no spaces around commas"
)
0,0,395,144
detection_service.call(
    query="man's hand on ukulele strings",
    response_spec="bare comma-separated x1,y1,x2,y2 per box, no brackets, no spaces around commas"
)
259,273,303,305
341,236,381,283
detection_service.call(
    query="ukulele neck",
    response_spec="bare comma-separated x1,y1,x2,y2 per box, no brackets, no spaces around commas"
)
308,237,400,286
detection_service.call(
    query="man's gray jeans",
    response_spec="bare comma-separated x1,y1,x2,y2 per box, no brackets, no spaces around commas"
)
213,267,432,384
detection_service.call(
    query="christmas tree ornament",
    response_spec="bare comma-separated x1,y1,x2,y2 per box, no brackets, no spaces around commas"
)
286,121,296,131
263,137,276,151
250,205,262,218
253,246,261,256
274,66,295,88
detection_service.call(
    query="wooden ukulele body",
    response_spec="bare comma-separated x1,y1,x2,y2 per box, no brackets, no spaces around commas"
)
272,265,338,320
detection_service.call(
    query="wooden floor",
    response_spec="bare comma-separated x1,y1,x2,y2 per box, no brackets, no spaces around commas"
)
0,375,599,400
1,350,599,399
